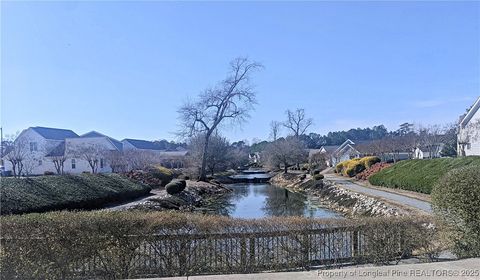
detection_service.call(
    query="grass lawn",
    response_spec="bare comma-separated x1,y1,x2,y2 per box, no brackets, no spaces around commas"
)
368,156,480,194
0,173,151,214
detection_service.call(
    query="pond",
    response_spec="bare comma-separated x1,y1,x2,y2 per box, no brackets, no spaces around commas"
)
214,182,342,219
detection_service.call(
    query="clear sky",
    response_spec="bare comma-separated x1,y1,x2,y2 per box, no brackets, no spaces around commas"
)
1,1,479,143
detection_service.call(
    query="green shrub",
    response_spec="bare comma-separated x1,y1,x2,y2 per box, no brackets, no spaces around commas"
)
165,180,186,195
335,162,345,173
361,156,381,169
313,174,324,180
432,166,480,257
343,160,365,177
43,171,55,175
0,174,151,215
369,157,480,194
147,165,174,186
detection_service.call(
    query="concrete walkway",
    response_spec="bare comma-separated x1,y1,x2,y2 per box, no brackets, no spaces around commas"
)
134,258,480,279
324,174,432,214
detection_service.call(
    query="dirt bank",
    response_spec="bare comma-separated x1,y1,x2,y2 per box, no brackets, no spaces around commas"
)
109,180,232,212
269,172,410,217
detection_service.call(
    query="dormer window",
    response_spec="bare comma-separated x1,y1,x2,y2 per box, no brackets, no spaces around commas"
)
30,142,38,152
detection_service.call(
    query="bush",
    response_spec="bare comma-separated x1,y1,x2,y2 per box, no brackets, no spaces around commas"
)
369,157,480,194
432,166,480,257
146,165,174,186
0,174,151,215
312,169,321,175
43,171,55,176
355,162,392,180
313,174,324,180
335,162,344,173
165,180,186,195
0,212,436,279
360,156,381,169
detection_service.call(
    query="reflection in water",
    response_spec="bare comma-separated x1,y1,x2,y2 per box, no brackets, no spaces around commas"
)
215,183,341,219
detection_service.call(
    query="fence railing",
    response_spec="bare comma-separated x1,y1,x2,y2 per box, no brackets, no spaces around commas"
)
51,226,404,279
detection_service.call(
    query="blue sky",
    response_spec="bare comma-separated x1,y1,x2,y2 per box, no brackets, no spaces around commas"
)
1,1,479,142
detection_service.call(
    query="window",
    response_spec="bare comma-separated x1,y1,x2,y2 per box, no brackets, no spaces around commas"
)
30,142,38,152
100,158,105,169
71,159,76,169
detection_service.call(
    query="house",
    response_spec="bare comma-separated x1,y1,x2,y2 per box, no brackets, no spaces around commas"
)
2,126,79,175
458,96,480,156
2,126,188,176
413,144,445,159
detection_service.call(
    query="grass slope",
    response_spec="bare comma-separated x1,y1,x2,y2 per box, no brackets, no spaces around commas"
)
368,156,480,194
1,173,151,215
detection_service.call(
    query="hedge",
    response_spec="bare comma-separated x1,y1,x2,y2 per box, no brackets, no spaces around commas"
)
0,211,438,279
432,166,480,257
0,174,151,215
335,156,381,177
369,157,480,194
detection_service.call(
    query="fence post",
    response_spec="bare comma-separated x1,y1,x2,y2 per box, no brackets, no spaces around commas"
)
240,237,247,271
352,230,359,259
249,237,255,266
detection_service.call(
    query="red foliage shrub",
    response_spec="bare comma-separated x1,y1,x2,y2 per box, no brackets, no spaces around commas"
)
355,162,392,180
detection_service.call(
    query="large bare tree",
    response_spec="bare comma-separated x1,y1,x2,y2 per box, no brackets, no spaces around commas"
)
269,121,282,141
283,108,313,137
70,143,107,173
178,57,263,181
265,137,307,174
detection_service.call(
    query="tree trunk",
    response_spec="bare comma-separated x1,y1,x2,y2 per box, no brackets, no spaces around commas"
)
199,133,211,181
284,165,288,174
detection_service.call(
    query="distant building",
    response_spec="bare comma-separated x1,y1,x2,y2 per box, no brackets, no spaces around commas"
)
413,144,445,159
2,126,187,175
458,96,480,156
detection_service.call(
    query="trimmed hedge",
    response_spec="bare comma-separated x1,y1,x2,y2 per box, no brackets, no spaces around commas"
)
0,174,151,215
432,166,480,257
313,174,324,180
0,211,437,279
369,157,480,194
165,179,187,195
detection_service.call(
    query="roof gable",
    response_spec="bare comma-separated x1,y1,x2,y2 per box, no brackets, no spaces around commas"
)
81,131,123,151
46,141,66,157
460,96,480,127
31,127,78,140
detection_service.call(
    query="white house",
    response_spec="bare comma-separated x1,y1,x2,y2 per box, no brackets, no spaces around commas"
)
458,96,480,156
413,144,445,159
2,127,79,175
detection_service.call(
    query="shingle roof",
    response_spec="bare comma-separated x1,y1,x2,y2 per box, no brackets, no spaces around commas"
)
81,131,123,151
123,139,163,150
31,127,78,140
45,141,66,157
321,145,340,153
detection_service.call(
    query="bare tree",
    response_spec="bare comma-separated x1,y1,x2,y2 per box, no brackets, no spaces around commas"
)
22,155,39,177
178,57,263,181
104,150,128,173
265,137,307,173
70,143,106,173
269,121,282,141
283,108,313,137
187,133,233,177
124,150,158,171
416,125,444,159
5,138,28,177
50,155,67,175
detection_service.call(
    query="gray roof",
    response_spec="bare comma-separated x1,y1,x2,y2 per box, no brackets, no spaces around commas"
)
122,139,163,150
81,131,123,151
46,141,65,157
31,127,78,140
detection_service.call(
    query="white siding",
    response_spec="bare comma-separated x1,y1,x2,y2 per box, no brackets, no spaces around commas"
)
459,105,480,156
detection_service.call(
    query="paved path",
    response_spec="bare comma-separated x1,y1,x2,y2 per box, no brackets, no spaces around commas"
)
324,174,432,214
134,258,480,279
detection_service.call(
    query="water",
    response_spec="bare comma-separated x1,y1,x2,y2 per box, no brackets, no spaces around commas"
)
215,183,342,219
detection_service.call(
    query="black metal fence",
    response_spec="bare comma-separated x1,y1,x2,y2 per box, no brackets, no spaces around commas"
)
65,226,401,279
